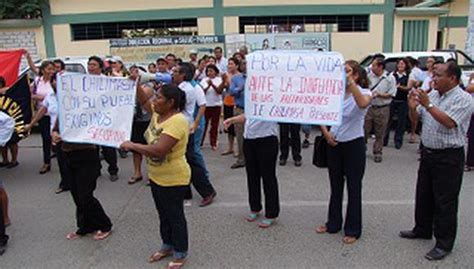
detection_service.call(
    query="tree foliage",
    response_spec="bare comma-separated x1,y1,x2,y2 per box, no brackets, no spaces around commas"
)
0,0,45,20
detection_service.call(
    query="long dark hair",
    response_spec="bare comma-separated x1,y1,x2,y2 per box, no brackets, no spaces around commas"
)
345,60,369,89
161,84,186,112
397,58,411,74
39,60,54,77
205,64,219,77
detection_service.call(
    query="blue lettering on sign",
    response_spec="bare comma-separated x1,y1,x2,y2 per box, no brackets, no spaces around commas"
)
65,111,112,129
249,53,280,71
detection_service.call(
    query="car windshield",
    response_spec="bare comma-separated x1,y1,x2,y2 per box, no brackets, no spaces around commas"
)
360,56,373,67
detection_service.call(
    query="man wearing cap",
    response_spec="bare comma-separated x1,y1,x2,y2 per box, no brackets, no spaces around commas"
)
189,50,198,67
155,57,172,85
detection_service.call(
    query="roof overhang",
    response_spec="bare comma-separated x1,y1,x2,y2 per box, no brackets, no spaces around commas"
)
415,0,451,8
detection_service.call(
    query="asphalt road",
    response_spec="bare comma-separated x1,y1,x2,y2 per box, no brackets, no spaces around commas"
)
1,133,473,269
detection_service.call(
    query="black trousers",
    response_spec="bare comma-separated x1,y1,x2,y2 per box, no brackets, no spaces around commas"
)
384,100,408,147
413,147,464,251
38,116,51,165
65,149,112,234
0,198,8,246
326,137,366,238
150,181,188,254
243,136,280,219
279,123,302,161
185,133,215,199
55,143,71,190
100,146,118,175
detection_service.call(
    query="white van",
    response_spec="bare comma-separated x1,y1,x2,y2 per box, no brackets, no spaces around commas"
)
360,50,474,86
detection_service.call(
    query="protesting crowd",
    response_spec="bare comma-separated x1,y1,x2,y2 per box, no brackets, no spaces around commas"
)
0,45,473,268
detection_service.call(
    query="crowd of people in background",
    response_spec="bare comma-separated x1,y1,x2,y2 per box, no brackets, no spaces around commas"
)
0,45,473,267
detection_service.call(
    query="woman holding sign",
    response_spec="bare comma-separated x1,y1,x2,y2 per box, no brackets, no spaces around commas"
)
52,57,113,241
25,51,55,174
121,70,190,269
223,115,280,228
315,60,372,244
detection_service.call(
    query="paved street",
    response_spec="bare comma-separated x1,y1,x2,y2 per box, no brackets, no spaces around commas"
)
1,133,473,269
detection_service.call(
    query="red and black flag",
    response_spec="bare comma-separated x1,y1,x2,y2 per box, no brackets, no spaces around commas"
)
0,50,32,139
0,49,24,87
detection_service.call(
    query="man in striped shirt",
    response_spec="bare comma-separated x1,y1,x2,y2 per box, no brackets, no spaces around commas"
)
400,62,474,261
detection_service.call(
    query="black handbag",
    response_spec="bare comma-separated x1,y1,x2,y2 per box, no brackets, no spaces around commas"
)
312,135,328,168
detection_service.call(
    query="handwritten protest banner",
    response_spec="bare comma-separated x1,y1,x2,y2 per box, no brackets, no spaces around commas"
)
245,50,345,126
57,73,137,148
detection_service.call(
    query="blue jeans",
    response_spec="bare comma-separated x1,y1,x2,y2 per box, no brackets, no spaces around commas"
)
193,120,209,178
302,124,312,136
184,119,215,199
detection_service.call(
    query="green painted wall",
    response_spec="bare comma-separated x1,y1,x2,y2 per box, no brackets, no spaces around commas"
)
402,20,429,51
438,16,469,29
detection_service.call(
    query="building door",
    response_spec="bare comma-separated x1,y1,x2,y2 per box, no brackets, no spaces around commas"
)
402,20,429,51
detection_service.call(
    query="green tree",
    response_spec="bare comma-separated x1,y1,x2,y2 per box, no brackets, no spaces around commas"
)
0,0,45,19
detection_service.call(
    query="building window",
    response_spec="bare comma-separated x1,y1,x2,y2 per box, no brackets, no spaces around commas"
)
71,18,198,41
239,15,369,34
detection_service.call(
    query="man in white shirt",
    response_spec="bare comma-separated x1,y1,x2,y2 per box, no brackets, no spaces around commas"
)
172,63,217,207
364,58,397,163
214,47,227,74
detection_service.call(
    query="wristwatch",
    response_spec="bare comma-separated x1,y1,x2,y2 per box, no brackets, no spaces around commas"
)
426,103,435,110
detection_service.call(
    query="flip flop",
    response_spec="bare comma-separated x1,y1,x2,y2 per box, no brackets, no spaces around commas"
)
93,230,112,241
128,176,143,185
148,251,172,263
258,218,277,228
245,212,260,222
315,225,328,234
221,151,234,156
66,232,81,241
343,236,357,244
167,259,186,269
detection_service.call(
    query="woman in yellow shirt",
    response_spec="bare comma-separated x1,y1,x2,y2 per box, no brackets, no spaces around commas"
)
121,78,190,269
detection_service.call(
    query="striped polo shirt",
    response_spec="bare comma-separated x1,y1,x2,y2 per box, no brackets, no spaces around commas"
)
417,85,474,149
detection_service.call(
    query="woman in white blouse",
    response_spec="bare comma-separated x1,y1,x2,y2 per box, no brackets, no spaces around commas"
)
200,64,224,150
316,60,372,244
224,115,280,228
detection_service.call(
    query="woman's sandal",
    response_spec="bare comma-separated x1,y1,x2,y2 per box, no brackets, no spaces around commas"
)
128,176,143,185
258,218,276,228
66,232,82,241
315,225,328,234
39,164,51,174
93,230,112,241
221,150,234,156
167,259,186,269
343,236,357,245
148,251,172,263
245,212,260,222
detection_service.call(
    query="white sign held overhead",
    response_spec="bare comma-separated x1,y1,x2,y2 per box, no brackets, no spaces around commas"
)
245,50,346,126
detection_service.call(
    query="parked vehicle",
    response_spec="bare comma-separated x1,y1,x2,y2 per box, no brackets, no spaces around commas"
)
360,50,474,86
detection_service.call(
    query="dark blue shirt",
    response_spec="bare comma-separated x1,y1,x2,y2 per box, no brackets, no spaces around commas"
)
230,73,246,109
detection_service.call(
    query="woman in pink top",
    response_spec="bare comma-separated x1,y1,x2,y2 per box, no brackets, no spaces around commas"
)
26,51,55,174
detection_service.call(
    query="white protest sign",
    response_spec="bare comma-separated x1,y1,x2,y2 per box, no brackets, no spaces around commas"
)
245,50,345,126
57,73,137,148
